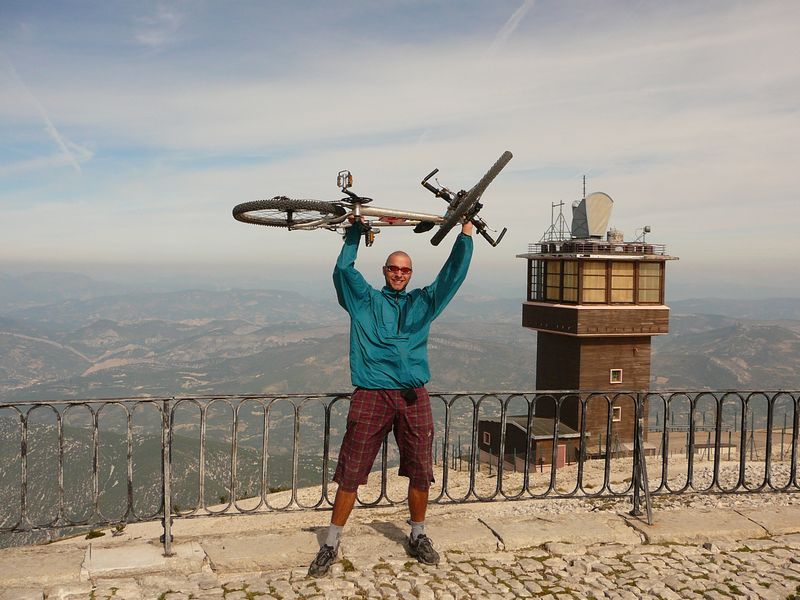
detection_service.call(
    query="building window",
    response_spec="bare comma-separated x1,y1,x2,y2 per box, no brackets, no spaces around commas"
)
610,368,623,384
529,260,544,301
545,261,561,301
562,260,578,302
582,261,607,303
637,262,662,303
612,406,622,422
611,261,634,303
482,431,491,445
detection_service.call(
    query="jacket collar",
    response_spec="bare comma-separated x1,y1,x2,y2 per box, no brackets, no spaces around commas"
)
381,285,408,298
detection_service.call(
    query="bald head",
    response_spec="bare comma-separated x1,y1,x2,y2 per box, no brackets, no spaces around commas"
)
385,251,412,268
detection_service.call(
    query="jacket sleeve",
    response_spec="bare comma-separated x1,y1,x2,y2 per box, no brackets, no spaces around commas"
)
332,223,370,313
421,232,473,320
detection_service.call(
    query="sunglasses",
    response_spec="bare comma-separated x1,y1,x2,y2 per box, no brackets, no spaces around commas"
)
384,265,412,275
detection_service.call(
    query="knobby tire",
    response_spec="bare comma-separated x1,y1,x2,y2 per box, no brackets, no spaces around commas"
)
232,197,345,228
430,150,513,246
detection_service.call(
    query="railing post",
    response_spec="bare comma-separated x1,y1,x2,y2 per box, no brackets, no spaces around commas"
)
630,395,653,524
161,398,173,556
631,410,642,517
20,410,29,530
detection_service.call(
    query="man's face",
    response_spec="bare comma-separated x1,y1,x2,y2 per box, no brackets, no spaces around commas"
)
383,253,413,292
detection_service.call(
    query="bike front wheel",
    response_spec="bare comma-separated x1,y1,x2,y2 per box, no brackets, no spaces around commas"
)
430,150,513,246
232,197,346,229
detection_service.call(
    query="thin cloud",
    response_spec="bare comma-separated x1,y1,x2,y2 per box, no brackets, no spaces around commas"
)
486,0,535,57
1,55,89,173
134,3,184,49
1,1,798,296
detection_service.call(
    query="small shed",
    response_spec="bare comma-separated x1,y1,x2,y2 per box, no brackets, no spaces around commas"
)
478,416,584,469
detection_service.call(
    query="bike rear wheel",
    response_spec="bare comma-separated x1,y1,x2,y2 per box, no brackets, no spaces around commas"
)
430,151,513,246
232,197,346,229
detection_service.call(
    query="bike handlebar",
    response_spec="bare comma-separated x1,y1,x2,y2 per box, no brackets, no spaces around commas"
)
421,168,439,194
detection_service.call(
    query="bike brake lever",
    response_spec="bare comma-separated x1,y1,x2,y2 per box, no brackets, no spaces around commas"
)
478,226,507,247
473,218,507,247
491,227,507,246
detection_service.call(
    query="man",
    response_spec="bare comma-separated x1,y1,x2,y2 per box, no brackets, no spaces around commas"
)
308,218,474,577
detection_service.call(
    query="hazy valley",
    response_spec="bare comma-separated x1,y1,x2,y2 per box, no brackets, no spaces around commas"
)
2,271,800,400
2,272,799,547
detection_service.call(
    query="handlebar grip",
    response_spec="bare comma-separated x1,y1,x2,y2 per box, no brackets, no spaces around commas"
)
421,168,439,194
478,226,507,247
421,168,439,184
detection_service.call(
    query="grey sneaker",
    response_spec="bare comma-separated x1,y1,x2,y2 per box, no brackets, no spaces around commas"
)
308,544,338,577
409,534,440,565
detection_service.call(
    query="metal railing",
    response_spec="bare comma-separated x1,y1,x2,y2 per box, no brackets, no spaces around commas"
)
1,390,798,554
526,241,669,256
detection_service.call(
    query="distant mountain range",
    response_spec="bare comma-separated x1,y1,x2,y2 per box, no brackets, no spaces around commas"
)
1,272,799,402
1,273,799,548
668,297,800,321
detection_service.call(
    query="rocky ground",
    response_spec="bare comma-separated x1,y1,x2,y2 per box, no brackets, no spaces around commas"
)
3,457,800,599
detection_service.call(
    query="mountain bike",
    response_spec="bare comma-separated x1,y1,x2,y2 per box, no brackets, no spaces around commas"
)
232,151,512,246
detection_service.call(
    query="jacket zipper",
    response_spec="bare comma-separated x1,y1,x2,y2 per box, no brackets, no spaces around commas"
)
394,292,401,335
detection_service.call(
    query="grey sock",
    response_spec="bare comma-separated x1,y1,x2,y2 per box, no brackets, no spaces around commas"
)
325,524,343,549
409,519,425,541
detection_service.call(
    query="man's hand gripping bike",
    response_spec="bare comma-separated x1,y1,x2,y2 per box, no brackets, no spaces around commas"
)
232,151,512,247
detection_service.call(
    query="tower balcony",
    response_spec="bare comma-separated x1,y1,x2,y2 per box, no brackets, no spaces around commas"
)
522,302,671,337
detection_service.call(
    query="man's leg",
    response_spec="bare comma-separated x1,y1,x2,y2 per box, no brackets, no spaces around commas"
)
309,487,359,578
406,484,439,564
408,483,428,523
310,389,393,577
312,487,356,573
395,388,439,565
407,483,431,547
331,487,358,526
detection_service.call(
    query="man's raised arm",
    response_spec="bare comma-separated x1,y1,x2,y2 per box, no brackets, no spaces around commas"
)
332,222,370,312
423,221,474,319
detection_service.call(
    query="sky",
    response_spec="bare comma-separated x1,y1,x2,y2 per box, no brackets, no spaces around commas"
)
1,0,799,300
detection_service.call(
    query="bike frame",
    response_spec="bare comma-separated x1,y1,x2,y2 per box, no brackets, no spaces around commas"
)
232,151,511,246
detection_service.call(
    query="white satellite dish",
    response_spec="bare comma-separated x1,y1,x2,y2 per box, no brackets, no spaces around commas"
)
571,192,613,239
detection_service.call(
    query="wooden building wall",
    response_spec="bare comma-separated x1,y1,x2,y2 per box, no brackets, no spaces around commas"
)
534,333,651,442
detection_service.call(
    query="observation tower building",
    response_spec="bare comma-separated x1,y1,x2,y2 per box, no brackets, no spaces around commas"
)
517,190,678,444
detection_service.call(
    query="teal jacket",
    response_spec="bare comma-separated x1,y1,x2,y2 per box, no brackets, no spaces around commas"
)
333,223,473,389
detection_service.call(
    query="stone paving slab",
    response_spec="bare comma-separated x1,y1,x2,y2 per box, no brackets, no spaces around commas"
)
81,541,205,580
774,532,800,545
201,531,318,573
339,516,501,568
43,581,94,600
0,544,84,587
0,589,42,600
740,504,800,535
427,515,500,552
338,521,416,566
626,508,768,544
480,511,641,550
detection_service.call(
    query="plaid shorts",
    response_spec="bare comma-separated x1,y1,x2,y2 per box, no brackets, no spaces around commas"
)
333,387,434,492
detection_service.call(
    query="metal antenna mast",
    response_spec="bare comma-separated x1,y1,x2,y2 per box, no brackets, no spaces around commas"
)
539,200,570,242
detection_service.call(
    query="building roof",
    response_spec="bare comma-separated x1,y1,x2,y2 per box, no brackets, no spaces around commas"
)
517,239,678,261
480,415,583,439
